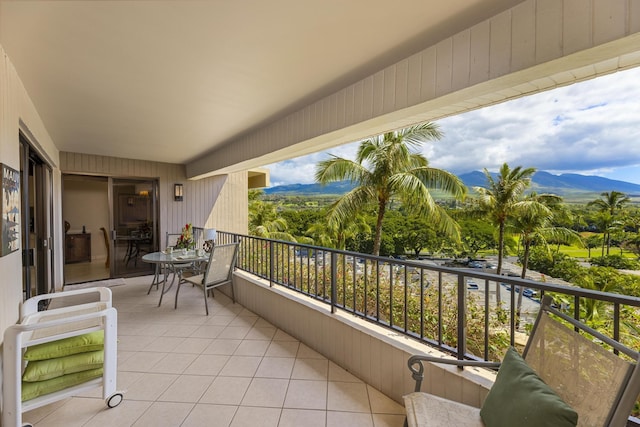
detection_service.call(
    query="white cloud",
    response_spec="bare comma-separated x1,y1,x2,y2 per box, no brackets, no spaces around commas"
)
265,66,640,186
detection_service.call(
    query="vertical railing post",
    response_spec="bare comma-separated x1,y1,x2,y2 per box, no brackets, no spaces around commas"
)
269,241,274,287
331,252,338,313
457,274,466,361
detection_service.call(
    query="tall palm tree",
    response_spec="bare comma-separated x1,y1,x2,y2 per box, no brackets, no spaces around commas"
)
473,163,536,306
315,123,467,256
588,191,630,255
510,193,582,321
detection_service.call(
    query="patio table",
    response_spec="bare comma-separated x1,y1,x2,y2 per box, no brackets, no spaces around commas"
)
142,251,208,306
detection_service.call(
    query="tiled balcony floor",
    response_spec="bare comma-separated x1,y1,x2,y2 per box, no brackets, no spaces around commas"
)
24,276,406,426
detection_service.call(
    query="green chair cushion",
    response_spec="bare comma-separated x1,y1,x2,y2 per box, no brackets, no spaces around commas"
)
480,347,578,427
21,368,103,401
22,350,104,382
23,331,104,361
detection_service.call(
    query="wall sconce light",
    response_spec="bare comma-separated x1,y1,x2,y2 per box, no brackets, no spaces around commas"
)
174,183,183,201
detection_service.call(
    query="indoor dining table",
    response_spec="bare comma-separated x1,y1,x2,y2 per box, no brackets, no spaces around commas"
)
142,250,209,306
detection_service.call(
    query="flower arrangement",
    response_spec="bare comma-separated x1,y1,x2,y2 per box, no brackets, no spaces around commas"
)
175,223,194,250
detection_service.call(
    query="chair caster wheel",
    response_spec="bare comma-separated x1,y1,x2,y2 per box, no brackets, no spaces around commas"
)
107,392,123,408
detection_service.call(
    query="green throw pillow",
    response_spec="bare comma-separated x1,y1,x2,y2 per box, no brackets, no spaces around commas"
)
480,347,578,427
22,350,104,382
24,331,104,361
21,368,103,401
23,331,104,360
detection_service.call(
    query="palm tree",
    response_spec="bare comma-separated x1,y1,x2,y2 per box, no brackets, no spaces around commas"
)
588,191,630,255
473,163,536,306
307,212,370,250
510,193,582,321
248,191,296,241
315,123,467,256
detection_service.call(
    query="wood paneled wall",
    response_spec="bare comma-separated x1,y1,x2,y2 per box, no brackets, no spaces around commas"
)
60,152,248,241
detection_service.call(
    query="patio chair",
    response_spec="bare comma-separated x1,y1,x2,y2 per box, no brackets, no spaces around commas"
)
404,295,640,427
174,242,239,315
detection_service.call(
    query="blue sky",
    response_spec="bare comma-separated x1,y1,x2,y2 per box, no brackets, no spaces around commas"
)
265,66,640,187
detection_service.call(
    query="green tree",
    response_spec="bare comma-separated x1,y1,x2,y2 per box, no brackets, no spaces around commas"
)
315,123,467,255
510,193,582,321
248,190,296,241
307,211,370,250
588,191,630,255
473,163,536,305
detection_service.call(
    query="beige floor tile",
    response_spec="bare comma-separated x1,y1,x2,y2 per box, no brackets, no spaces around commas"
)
126,373,179,401
329,360,363,383
255,356,295,379
83,399,152,427
230,406,281,427
291,358,328,380
132,401,194,427
203,338,243,355
23,398,70,425
181,403,238,427
279,408,326,427
169,337,213,353
219,355,262,377
149,352,198,374
367,385,406,415
158,374,215,402
372,413,407,427
255,318,275,328
327,411,374,427
118,335,157,351
139,323,171,336
229,315,258,327
283,379,327,410
234,339,270,356
265,340,300,358
119,351,168,372
245,326,277,340
241,377,289,407
190,324,226,338
183,354,230,376
145,336,186,352
218,326,252,339
205,314,236,326
200,376,252,405
272,329,297,341
34,397,106,427
297,343,327,359
162,324,200,337
327,382,371,413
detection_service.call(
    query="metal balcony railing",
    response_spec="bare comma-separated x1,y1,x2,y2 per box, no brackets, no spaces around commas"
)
217,231,640,362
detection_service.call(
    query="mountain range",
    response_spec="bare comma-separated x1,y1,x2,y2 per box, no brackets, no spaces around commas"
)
263,171,640,198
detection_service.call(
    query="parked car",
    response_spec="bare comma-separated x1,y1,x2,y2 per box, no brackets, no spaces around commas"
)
467,279,479,290
468,260,485,268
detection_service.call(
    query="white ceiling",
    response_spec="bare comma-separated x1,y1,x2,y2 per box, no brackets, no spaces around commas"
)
0,0,524,165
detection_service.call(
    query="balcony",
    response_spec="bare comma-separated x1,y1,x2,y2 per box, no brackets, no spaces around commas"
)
23,232,640,425
23,276,406,426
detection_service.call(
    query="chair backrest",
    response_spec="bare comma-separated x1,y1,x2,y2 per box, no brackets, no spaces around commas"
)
523,296,640,427
166,232,181,248
202,242,239,286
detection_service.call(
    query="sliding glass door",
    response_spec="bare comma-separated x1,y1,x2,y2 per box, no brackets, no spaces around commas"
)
110,178,158,277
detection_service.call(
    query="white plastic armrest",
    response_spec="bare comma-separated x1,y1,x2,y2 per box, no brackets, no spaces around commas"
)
21,287,112,318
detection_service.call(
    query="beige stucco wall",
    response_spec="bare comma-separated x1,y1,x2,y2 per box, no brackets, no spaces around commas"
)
0,44,61,347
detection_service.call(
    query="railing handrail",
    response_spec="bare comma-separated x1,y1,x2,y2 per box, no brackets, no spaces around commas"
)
217,230,640,361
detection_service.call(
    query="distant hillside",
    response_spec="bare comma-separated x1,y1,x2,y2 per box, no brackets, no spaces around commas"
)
264,171,640,198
